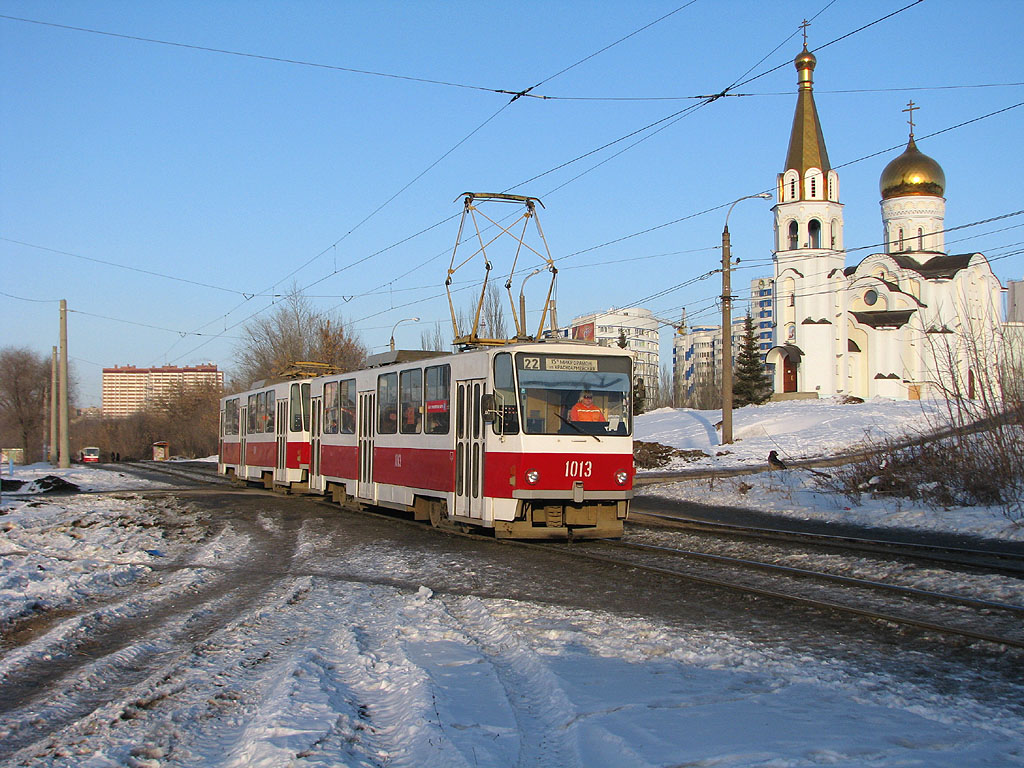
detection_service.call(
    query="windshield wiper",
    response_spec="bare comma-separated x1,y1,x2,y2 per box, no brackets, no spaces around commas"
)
555,411,601,442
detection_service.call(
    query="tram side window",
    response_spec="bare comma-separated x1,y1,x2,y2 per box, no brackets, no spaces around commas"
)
492,353,520,434
400,369,423,434
323,381,339,434
377,373,398,434
339,379,356,434
290,383,303,432
248,394,258,434
424,364,451,435
224,398,239,436
265,391,276,433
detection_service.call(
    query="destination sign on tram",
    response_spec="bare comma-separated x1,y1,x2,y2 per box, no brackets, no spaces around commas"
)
538,357,599,372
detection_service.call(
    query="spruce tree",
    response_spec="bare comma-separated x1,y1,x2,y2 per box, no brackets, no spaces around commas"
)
733,314,772,407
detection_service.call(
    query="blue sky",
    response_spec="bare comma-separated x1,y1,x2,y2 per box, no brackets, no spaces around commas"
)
3,0,1022,406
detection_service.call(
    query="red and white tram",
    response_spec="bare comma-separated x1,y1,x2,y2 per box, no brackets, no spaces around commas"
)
219,378,313,488
220,340,633,539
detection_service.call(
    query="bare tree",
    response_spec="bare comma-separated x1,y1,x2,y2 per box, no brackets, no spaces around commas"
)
453,282,508,342
483,282,508,339
0,347,52,462
683,370,722,410
653,363,676,409
420,321,450,352
151,380,223,459
235,287,367,387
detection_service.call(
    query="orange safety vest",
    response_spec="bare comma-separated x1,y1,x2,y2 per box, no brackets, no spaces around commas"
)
569,402,605,422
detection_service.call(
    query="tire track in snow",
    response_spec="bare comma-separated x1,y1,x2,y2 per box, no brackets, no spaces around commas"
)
0,511,301,761
441,595,585,768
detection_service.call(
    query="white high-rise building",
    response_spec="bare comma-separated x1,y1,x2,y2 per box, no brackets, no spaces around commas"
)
570,308,660,399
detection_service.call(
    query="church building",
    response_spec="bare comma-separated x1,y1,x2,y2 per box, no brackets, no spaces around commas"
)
765,43,1004,400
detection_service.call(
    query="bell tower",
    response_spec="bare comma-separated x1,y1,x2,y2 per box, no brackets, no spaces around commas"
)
771,25,846,394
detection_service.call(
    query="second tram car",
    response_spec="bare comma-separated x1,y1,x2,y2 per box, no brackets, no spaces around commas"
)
220,378,313,488
219,341,633,538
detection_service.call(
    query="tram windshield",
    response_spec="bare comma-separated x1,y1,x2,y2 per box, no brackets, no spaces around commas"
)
513,352,631,436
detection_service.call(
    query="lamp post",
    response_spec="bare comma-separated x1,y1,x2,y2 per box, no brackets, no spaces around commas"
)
721,192,772,445
389,317,420,352
518,268,541,338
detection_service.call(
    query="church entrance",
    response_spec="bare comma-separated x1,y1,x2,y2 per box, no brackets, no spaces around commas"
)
783,357,798,392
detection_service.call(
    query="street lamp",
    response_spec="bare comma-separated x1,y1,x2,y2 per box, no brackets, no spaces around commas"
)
721,192,772,445
518,268,541,338
389,317,420,352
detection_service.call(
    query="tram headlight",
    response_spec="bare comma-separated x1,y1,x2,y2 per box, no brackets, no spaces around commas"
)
525,469,540,485
615,470,629,486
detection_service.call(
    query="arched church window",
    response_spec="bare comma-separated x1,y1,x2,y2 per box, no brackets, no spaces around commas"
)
898,228,905,251
808,219,821,249
788,221,799,250
917,228,924,250
830,220,838,249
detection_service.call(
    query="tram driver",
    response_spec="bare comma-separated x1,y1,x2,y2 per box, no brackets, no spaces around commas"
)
569,390,605,422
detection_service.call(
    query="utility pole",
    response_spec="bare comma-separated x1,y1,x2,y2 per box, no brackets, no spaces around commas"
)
58,300,71,468
50,346,58,464
721,193,772,444
721,224,734,444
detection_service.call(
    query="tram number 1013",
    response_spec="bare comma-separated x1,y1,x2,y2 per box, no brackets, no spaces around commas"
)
565,459,593,478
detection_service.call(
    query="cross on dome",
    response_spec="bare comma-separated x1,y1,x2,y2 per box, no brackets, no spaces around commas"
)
903,100,917,139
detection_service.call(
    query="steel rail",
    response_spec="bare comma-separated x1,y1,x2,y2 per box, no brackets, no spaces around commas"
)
630,510,1024,574
531,539,1024,650
608,538,1024,615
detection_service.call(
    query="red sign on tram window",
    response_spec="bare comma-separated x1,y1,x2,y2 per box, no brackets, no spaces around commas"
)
426,400,448,413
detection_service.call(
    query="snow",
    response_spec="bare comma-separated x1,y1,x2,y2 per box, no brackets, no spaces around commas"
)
635,396,1024,542
0,399,1022,766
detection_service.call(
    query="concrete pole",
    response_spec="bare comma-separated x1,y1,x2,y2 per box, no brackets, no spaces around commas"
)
58,300,71,468
50,346,58,464
720,192,772,445
721,225,734,445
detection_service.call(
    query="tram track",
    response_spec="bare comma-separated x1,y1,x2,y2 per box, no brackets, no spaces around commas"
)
629,510,1024,577
78,467,1024,650
527,535,1024,650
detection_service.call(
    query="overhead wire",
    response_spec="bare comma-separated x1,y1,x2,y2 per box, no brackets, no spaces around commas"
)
0,13,508,95
145,11,1024,355
11,2,1019,366
160,4,696,364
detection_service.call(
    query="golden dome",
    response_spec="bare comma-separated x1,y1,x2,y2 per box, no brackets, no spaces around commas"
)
880,136,945,199
794,47,816,72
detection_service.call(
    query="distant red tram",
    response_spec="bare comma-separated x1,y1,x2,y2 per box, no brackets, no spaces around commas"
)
219,341,634,539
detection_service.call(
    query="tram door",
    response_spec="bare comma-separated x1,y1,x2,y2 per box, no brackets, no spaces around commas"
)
240,405,249,480
357,390,375,500
275,396,288,483
309,395,323,493
454,378,485,519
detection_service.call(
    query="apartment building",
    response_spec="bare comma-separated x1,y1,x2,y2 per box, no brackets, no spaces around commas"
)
102,364,224,417
569,307,660,399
